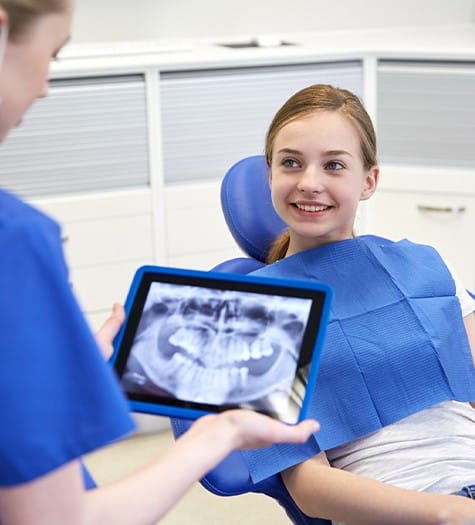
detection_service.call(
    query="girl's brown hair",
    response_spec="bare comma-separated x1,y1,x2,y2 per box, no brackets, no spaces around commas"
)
0,0,65,40
265,84,377,263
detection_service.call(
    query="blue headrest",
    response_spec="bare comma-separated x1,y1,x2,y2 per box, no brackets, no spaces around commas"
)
220,155,287,263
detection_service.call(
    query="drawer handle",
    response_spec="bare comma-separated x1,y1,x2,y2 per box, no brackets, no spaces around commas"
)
417,204,466,214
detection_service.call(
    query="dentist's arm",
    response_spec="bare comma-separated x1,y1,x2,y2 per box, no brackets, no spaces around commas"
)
0,412,319,525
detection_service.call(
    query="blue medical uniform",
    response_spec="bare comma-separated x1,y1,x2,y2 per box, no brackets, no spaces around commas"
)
242,236,475,482
0,189,135,487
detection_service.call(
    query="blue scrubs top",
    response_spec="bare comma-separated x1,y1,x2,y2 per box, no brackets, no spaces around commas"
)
0,190,135,486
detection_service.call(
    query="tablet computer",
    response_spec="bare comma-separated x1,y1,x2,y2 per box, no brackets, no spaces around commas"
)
111,265,332,424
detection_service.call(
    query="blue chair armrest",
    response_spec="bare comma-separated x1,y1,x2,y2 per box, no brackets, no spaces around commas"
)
212,257,265,274
170,418,331,525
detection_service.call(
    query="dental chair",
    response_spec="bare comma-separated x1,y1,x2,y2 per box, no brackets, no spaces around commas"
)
171,155,331,525
171,155,475,524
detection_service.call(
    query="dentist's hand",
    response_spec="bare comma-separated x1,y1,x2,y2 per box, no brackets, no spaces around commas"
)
189,409,320,451
95,303,125,360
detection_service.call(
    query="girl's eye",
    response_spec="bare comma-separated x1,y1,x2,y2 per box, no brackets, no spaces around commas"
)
326,161,344,171
282,158,299,168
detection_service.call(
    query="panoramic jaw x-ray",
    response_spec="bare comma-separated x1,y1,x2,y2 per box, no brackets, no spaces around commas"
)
122,283,311,412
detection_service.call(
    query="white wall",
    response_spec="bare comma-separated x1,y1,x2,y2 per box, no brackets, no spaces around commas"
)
71,0,475,43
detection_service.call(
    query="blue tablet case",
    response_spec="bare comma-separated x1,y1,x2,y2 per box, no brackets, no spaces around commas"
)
111,265,332,424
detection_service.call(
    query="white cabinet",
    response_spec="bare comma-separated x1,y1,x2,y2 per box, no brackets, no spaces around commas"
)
369,167,475,291
371,60,475,289
2,54,474,313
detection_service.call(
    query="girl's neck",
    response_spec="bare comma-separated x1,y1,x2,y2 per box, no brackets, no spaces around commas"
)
286,232,356,258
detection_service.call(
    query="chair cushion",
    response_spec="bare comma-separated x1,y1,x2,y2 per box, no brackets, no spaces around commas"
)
221,156,286,263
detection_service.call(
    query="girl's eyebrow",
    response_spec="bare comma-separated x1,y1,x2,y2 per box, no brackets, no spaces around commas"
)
323,149,353,158
276,148,354,158
275,148,302,156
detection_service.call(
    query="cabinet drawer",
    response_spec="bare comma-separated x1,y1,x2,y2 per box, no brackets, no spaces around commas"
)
62,214,154,267
33,189,154,265
370,190,475,290
32,189,156,317
70,261,149,314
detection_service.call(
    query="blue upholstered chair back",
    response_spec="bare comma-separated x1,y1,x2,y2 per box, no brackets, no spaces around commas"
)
220,155,286,263
171,155,330,525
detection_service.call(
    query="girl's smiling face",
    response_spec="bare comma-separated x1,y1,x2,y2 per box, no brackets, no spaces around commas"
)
269,110,379,256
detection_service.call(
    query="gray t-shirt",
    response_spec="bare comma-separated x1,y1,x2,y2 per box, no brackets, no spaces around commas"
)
326,273,475,525
327,400,475,493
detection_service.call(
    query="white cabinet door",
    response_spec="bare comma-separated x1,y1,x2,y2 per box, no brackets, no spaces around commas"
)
164,181,241,270
377,60,475,169
33,189,155,329
369,188,475,291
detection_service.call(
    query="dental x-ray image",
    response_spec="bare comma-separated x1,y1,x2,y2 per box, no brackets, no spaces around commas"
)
121,282,313,417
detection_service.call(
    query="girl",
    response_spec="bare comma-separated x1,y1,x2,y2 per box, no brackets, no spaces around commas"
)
0,2,319,524
241,84,475,525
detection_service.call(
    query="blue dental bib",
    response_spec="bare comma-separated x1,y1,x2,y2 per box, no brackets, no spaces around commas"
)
242,235,475,483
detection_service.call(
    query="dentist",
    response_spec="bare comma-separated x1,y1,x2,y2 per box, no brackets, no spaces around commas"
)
0,2,319,524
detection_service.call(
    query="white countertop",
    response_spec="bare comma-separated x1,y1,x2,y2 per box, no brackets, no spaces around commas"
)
51,24,475,78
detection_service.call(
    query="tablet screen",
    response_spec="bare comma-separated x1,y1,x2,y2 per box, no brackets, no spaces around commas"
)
112,266,332,424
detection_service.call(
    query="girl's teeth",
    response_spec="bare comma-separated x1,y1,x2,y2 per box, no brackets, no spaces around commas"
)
297,203,327,212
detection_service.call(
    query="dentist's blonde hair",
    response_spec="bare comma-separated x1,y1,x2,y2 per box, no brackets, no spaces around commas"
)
0,0,65,39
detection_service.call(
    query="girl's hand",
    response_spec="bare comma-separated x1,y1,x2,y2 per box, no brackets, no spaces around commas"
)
436,498,475,525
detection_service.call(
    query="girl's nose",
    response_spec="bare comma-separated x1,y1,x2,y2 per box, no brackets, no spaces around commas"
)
297,165,324,193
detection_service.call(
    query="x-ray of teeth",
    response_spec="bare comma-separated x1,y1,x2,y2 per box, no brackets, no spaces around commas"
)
122,282,312,411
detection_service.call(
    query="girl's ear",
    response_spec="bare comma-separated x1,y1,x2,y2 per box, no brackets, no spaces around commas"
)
268,168,273,187
360,166,379,201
